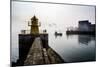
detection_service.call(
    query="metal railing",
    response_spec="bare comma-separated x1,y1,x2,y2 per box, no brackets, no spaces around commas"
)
21,30,30,34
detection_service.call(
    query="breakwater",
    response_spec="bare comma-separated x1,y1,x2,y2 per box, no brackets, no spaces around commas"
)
12,34,64,66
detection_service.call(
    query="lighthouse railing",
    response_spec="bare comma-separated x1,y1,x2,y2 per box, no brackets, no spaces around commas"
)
21,30,30,34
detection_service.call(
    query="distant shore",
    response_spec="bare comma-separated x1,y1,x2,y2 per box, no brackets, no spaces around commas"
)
66,31,95,35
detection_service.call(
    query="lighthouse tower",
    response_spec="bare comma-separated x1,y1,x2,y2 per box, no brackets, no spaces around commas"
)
28,15,40,34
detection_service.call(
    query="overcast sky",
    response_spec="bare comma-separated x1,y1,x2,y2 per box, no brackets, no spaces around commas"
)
12,1,95,33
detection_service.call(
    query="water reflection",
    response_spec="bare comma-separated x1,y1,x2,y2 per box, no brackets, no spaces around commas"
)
55,34,62,38
50,34,96,62
67,34,76,39
78,35,95,45
78,35,91,45
67,34,95,45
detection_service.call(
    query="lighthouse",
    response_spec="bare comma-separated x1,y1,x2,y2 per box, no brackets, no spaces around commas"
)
28,15,40,34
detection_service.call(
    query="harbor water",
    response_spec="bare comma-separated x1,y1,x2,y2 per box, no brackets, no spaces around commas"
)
49,33,95,62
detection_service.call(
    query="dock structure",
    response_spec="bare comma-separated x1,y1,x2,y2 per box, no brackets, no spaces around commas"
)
24,37,50,65
23,37,64,65
13,34,64,66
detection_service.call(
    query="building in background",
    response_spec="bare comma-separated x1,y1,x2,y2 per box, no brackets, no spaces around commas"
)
78,20,95,32
78,20,91,32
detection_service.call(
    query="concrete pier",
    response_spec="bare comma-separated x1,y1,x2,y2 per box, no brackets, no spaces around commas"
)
24,37,49,65
23,37,64,65
12,34,64,66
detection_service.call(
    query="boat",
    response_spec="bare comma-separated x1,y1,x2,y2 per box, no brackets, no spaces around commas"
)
55,32,62,36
